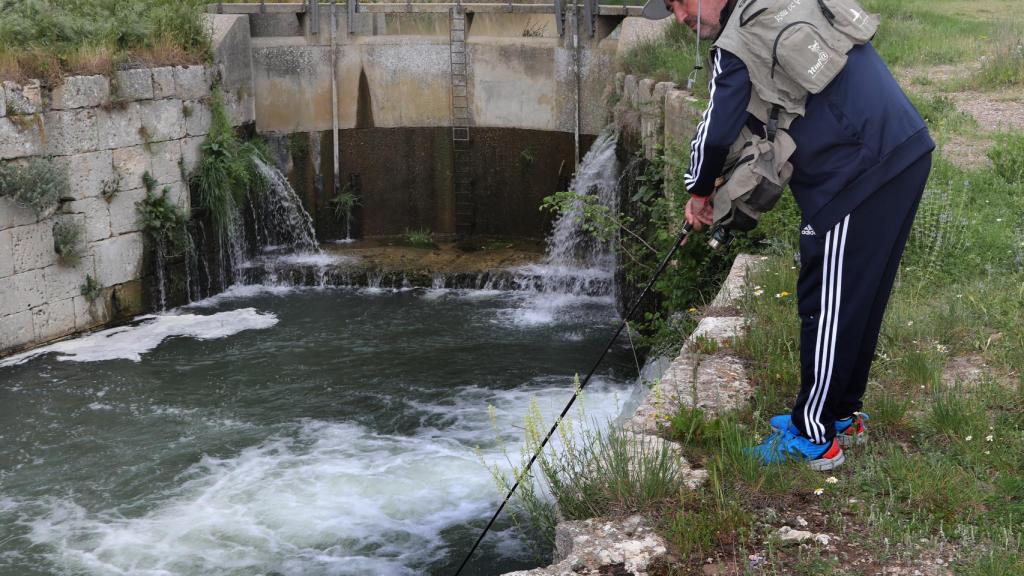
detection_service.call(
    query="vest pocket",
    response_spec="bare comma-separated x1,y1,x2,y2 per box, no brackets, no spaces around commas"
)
817,0,878,43
772,22,848,94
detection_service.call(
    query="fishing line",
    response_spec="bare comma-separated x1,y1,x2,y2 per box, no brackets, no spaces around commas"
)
452,223,695,575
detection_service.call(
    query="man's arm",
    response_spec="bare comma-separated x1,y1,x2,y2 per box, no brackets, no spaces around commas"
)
684,48,752,198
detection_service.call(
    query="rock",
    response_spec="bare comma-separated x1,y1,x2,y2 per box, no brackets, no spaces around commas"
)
813,533,831,546
113,68,154,101
775,526,814,545
3,80,43,115
500,516,669,576
152,67,176,99
50,75,110,110
44,109,100,156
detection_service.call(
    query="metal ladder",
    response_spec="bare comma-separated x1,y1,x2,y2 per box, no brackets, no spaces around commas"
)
449,7,473,239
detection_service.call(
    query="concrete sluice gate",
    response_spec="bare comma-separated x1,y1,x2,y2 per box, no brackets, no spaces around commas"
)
0,9,652,574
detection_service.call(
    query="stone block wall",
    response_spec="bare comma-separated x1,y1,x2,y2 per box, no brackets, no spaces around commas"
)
0,68,216,355
613,71,703,161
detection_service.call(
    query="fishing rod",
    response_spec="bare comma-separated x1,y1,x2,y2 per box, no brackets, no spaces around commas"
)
452,221,697,576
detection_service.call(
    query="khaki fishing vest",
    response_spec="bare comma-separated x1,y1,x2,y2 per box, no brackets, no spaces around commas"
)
714,0,880,128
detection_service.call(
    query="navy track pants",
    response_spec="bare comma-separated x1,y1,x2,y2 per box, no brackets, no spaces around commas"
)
790,153,933,444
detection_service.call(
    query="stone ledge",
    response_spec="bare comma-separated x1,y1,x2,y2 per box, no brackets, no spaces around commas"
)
501,516,670,576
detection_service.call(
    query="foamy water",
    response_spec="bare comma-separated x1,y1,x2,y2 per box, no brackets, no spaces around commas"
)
0,308,278,366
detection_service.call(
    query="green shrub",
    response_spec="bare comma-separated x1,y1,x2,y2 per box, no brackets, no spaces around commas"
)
329,187,360,222
52,219,84,264
0,157,68,215
988,132,1024,184
80,274,103,303
136,171,190,256
190,90,267,239
404,228,436,249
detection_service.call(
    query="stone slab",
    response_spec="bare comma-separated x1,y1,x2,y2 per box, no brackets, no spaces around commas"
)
44,109,100,156
139,99,186,142
98,102,144,150
152,67,176,99
711,254,764,307
11,221,56,274
0,115,43,160
624,74,638,107
112,145,152,191
93,232,144,287
174,66,210,100
108,187,148,236
31,298,76,342
43,254,94,303
0,310,34,351
74,292,111,332
665,89,702,148
689,316,746,346
52,150,115,201
149,140,183,185
113,68,154,101
0,198,38,231
0,229,12,278
3,80,43,115
50,75,110,110
179,136,205,175
184,100,212,137
0,268,47,316
65,197,111,242
615,16,672,56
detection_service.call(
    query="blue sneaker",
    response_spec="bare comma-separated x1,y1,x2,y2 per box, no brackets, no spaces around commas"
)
748,425,845,471
769,412,869,447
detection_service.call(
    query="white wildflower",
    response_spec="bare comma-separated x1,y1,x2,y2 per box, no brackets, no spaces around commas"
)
965,435,973,441
826,476,839,485
814,488,825,496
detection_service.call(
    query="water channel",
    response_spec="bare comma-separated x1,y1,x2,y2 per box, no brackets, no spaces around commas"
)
0,131,638,575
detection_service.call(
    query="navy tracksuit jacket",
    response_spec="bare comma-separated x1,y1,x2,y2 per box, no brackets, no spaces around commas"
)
685,43,935,444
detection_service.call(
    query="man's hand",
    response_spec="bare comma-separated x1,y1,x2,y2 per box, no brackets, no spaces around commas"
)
685,194,714,230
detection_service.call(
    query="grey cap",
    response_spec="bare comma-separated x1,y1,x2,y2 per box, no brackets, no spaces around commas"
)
641,0,672,20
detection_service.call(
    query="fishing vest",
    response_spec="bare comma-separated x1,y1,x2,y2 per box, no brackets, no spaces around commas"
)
714,0,880,129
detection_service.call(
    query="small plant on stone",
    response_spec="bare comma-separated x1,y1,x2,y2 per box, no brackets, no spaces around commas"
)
521,18,547,38
136,171,191,257
0,157,68,215
101,174,121,202
404,228,437,249
329,186,360,222
52,219,84,264
80,274,103,303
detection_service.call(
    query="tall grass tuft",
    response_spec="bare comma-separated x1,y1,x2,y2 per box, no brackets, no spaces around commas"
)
189,90,267,240
987,132,1024,184
485,392,685,549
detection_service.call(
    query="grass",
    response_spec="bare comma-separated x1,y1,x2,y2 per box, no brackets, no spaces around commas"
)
0,0,210,82
403,228,438,249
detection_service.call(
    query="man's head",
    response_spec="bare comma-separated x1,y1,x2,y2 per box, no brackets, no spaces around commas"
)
641,0,729,39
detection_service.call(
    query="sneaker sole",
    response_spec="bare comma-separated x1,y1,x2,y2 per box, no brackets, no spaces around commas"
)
810,450,845,471
838,431,868,447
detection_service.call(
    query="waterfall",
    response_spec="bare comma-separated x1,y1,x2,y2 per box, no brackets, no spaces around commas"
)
517,129,621,298
252,158,320,255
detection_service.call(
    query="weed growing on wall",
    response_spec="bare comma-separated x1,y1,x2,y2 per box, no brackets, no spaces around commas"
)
329,186,360,223
136,171,190,257
0,157,68,215
79,274,103,303
190,89,267,241
52,219,84,264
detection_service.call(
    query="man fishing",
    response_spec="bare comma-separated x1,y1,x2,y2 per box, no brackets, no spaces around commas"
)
642,0,935,469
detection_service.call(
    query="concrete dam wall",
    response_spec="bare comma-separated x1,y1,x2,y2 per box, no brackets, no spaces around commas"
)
248,9,619,135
